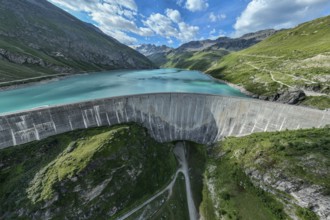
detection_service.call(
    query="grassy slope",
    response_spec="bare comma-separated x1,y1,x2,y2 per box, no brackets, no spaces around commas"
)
201,127,329,220
0,124,177,219
0,124,328,219
300,96,330,110
0,0,153,84
207,16,330,109
201,150,288,220
125,172,190,220
161,50,230,72
125,142,207,220
150,174,190,220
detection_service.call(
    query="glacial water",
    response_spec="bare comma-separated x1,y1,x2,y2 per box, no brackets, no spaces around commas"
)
0,68,247,114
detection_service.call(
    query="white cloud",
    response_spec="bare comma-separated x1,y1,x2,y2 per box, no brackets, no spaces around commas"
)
234,0,330,37
209,29,226,40
48,1,201,45
144,13,179,37
209,12,226,22
209,12,217,22
210,28,216,35
143,9,199,43
177,22,199,41
218,30,227,37
185,0,209,12
106,30,138,44
48,0,151,44
176,0,185,7
167,38,174,44
208,29,218,40
165,9,182,23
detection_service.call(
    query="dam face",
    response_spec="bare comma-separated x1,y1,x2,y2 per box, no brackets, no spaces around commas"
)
0,93,329,149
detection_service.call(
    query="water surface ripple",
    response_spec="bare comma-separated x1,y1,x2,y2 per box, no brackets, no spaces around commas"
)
0,68,247,114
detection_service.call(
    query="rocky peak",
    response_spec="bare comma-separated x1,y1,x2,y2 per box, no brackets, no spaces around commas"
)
134,44,173,56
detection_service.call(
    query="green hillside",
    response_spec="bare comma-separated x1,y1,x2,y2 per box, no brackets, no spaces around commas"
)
157,30,277,72
161,49,229,72
0,124,177,219
207,16,330,109
0,0,154,85
1,123,328,219
201,127,330,220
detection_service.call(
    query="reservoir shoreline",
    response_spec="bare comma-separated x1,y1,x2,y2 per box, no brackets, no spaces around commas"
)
0,68,247,114
200,71,254,97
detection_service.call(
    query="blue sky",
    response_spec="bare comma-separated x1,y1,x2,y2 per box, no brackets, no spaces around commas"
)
48,0,330,47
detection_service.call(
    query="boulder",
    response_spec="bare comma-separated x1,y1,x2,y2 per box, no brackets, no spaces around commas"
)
274,90,306,104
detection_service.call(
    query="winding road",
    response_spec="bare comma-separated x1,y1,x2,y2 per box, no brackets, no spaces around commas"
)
117,142,198,220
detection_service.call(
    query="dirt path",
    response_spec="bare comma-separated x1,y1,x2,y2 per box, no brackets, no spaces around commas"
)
117,142,198,220
116,170,182,220
246,62,329,97
245,62,293,88
239,54,284,59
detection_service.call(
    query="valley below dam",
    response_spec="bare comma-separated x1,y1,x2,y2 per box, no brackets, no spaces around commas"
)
117,142,199,220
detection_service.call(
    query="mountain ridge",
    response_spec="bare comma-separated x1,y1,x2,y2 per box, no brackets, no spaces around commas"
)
176,29,278,53
0,0,154,84
207,15,330,109
148,29,277,70
134,44,173,56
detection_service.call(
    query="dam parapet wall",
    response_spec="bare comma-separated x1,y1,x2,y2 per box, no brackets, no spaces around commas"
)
0,93,329,149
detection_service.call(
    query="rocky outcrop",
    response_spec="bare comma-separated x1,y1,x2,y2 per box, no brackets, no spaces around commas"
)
0,48,73,73
246,168,330,219
240,29,278,41
134,44,173,56
274,90,306,104
252,90,307,104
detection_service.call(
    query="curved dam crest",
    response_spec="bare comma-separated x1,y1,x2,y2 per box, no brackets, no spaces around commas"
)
0,93,329,149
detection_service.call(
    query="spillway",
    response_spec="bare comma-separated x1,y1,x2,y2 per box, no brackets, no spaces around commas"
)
0,93,329,149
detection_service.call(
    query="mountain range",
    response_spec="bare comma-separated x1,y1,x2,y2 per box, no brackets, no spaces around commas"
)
176,29,278,52
133,44,173,57
207,15,330,109
145,16,330,109
141,29,278,70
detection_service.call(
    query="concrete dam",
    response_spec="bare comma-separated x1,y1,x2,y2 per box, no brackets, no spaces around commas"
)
0,93,329,149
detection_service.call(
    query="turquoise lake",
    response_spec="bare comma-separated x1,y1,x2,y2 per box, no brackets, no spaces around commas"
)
0,68,247,114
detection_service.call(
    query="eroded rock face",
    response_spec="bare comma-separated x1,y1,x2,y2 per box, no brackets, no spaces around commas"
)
252,90,306,104
0,49,42,65
0,48,74,73
273,90,306,104
246,168,330,219
134,44,173,56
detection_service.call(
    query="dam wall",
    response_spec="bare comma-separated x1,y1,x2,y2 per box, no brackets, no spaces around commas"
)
0,93,329,149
